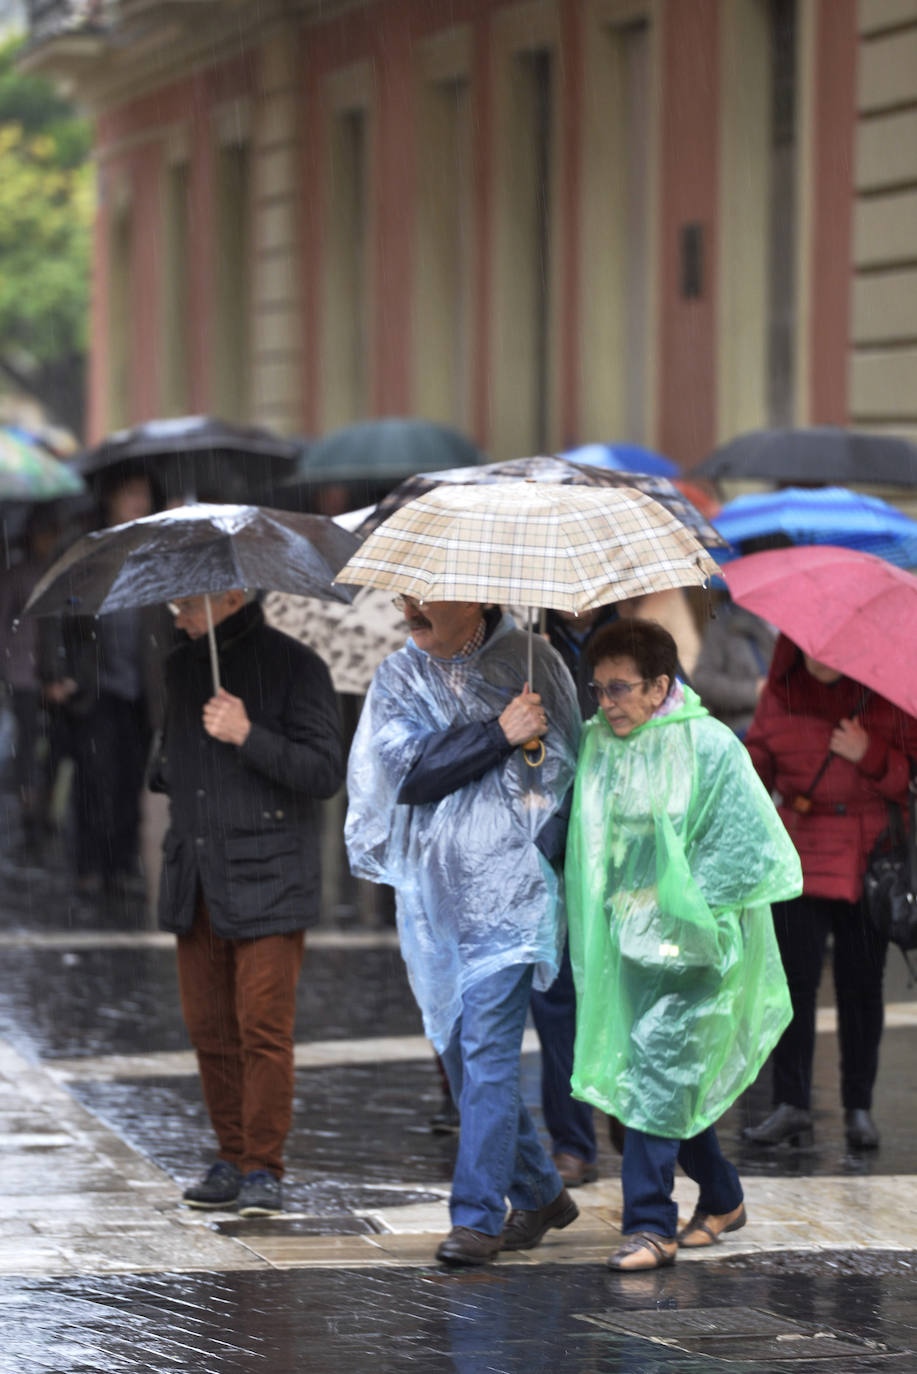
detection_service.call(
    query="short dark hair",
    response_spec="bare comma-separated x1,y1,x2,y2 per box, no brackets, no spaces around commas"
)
586,617,678,686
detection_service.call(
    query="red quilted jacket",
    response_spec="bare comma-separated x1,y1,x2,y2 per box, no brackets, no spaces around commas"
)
744,635,917,902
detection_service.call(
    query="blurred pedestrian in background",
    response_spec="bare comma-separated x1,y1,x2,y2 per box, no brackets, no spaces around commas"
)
346,596,581,1266
40,469,158,897
742,636,917,1151
0,508,63,857
152,588,343,1217
693,592,777,737
565,619,801,1271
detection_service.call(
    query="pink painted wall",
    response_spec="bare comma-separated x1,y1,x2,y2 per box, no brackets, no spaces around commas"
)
89,58,255,440
657,0,720,468
809,0,857,424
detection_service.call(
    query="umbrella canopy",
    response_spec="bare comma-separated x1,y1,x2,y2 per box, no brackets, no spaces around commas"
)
0,427,86,502
338,481,718,613
265,585,407,696
562,442,679,478
298,417,485,485
354,454,725,547
23,503,358,619
723,545,917,717
692,426,917,487
713,486,917,568
74,416,300,504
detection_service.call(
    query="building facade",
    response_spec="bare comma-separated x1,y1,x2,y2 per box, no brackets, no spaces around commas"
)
21,0,916,467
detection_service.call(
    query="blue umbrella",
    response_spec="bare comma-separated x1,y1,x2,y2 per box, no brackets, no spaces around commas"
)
561,443,679,478
713,486,917,569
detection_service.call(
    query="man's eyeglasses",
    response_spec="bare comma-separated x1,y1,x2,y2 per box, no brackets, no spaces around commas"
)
392,594,420,613
588,678,647,703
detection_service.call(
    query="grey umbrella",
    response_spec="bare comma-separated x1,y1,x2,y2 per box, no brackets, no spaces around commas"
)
23,503,358,691
690,426,917,488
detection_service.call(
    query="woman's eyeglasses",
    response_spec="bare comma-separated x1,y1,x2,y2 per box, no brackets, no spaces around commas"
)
588,678,647,703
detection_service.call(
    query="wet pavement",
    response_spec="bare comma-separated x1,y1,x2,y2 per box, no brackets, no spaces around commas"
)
2,778,917,1370
2,1260,917,1373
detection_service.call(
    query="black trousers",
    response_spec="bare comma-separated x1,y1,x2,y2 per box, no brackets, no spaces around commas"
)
71,692,148,879
771,894,888,1111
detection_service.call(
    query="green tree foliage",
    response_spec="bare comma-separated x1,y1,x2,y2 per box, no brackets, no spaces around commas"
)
0,35,92,434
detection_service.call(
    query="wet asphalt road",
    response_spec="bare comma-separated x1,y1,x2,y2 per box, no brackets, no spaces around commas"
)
2,784,917,1371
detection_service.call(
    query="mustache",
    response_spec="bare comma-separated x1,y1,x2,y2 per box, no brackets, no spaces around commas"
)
406,613,432,629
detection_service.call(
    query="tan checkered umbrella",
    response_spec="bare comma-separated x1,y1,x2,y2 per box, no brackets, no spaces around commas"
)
337,481,719,612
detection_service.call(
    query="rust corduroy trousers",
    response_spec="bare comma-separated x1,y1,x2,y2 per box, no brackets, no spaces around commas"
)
176,895,305,1178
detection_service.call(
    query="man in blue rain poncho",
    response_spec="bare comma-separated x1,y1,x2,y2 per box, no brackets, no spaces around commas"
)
565,619,802,1272
346,596,581,1266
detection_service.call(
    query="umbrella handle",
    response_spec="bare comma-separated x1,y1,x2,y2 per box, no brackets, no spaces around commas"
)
522,738,545,767
205,593,221,694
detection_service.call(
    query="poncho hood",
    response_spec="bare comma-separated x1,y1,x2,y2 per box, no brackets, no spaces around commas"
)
566,689,801,1138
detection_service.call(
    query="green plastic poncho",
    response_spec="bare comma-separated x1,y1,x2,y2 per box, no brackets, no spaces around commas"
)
565,684,802,1140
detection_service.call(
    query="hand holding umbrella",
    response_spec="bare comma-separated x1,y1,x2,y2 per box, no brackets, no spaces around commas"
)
202,687,251,746
498,682,548,766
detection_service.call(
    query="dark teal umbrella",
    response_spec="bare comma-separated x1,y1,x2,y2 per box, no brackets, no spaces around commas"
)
296,418,485,484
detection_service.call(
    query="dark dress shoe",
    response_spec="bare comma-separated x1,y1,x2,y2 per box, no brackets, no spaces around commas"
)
845,1109,880,1150
554,1152,599,1187
435,1226,502,1267
500,1187,579,1251
742,1103,813,1148
429,1094,460,1135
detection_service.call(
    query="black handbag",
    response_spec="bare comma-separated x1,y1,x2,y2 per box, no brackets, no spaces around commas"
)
862,771,917,975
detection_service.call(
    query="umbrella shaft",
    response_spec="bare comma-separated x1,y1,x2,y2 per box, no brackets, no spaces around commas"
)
205,594,221,694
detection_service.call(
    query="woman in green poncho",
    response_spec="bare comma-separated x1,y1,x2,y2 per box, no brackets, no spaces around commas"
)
565,619,802,1272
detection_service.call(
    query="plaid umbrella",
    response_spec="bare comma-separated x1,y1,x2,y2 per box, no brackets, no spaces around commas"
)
338,482,718,680
0,427,86,501
353,454,725,548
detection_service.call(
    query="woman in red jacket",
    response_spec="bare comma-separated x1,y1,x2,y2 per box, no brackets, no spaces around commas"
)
743,634,917,1151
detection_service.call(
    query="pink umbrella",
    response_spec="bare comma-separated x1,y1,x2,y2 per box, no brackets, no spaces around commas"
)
723,544,917,718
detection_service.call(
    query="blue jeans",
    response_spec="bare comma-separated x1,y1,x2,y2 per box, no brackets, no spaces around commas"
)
621,1125,743,1239
530,940,597,1164
440,963,563,1235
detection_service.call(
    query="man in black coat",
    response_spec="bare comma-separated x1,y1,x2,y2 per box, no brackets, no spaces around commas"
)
152,590,343,1216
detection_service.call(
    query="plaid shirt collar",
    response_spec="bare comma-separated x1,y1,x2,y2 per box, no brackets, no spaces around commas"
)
440,613,487,690
454,615,487,661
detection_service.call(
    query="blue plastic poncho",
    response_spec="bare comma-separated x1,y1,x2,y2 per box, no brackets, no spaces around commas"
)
566,684,802,1139
346,613,580,1051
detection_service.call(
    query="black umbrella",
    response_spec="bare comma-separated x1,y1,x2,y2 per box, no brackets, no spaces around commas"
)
74,416,301,505
354,454,726,548
296,417,485,485
23,504,358,691
691,426,917,487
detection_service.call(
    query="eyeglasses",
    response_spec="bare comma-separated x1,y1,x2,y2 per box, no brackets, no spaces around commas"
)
391,595,421,613
588,678,647,703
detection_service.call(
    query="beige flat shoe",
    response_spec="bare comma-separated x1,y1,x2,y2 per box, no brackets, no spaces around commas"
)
677,1202,747,1248
606,1231,677,1271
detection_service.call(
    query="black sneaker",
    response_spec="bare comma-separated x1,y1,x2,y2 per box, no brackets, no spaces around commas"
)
430,1094,460,1135
182,1160,242,1209
237,1169,283,1217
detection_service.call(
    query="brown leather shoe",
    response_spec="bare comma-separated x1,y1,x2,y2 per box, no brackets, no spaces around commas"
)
500,1187,579,1251
553,1151,599,1187
435,1226,502,1267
